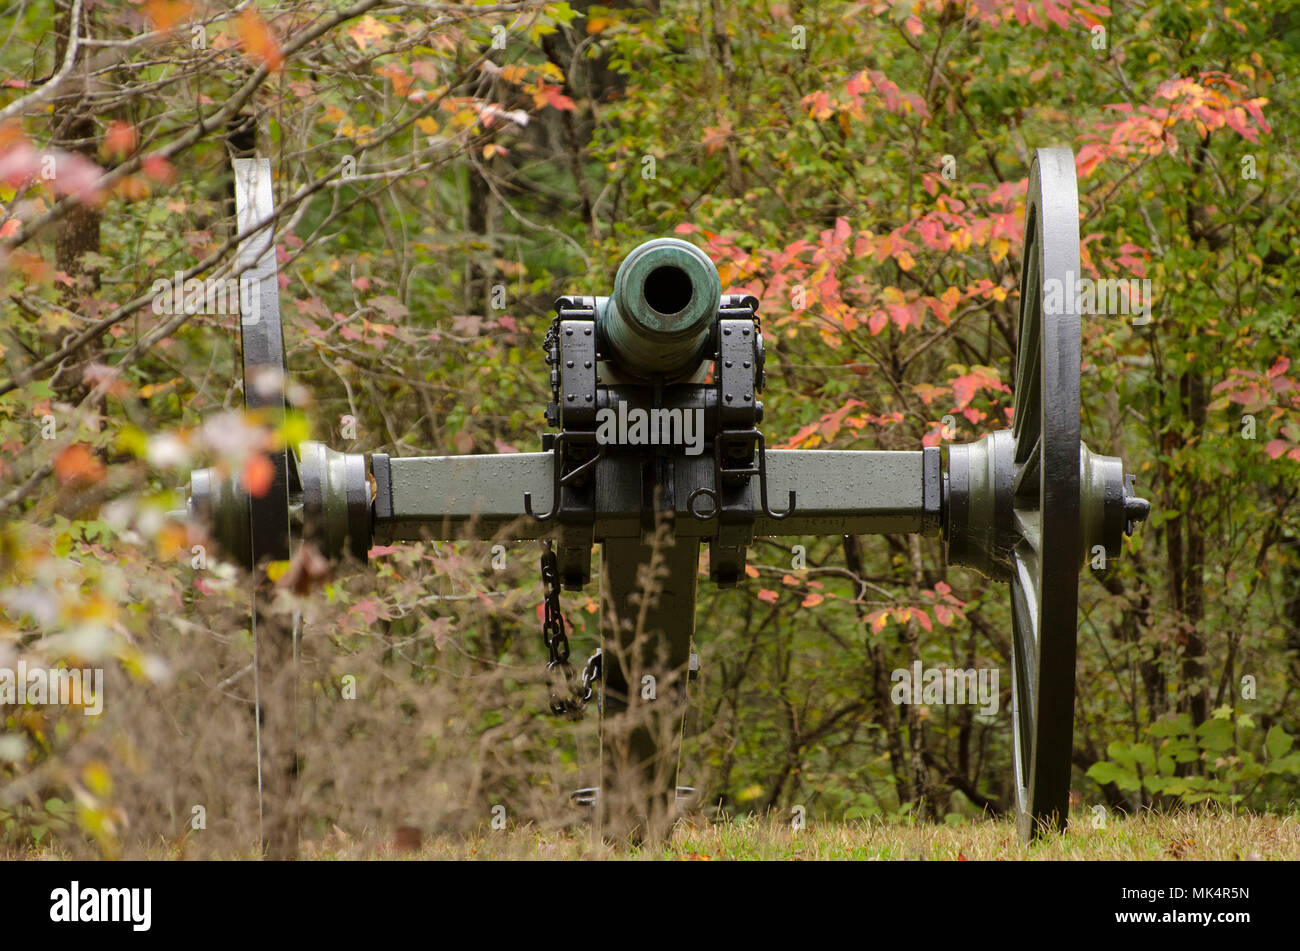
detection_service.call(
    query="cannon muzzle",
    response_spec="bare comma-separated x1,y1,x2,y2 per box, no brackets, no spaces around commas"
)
599,237,720,380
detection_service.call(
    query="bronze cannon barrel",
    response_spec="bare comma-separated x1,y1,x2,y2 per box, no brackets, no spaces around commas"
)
597,237,721,380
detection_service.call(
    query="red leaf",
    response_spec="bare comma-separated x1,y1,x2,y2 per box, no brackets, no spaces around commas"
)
351,598,381,625
142,154,175,183
952,373,982,408
757,589,779,604
102,121,137,160
539,84,576,111
833,216,850,246
1076,143,1106,179
241,453,274,497
1042,0,1071,29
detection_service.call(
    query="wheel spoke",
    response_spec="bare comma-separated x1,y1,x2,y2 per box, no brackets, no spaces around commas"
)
1010,542,1039,795
1012,218,1042,455
1013,433,1042,501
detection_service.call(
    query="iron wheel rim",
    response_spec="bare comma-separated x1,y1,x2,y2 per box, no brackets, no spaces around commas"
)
1008,148,1082,839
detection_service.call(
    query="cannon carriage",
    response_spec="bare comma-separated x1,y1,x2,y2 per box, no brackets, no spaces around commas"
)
188,148,1149,852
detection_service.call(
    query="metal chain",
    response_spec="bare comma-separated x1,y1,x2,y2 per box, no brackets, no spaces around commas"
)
580,648,602,702
542,313,561,404
540,541,600,718
539,302,598,717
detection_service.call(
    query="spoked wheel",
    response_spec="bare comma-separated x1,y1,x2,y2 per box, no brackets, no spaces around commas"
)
188,156,301,858
184,156,384,857
232,157,301,859
1007,148,1082,840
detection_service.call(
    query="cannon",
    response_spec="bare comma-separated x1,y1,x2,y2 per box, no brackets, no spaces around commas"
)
188,149,1150,851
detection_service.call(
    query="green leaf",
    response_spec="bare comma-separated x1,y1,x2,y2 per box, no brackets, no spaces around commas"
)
1264,751,1300,775
1149,713,1192,737
1132,743,1157,773
1088,760,1140,791
1106,739,1138,770
1197,717,1234,753
1265,725,1294,761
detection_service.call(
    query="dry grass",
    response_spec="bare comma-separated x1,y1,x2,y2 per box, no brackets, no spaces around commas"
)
397,810,1300,860
9,800,1299,860
5,534,1296,864
19,809,1287,861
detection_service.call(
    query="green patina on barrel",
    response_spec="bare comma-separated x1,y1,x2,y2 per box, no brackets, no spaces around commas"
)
599,237,720,379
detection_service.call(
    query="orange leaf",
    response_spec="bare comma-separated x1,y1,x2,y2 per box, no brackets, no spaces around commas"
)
701,123,732,155
54,443,105,485
346,14,392,51
757,589,779,604
238,10,283,72
156,521,189,560
801,593,824,608
144,0,193,32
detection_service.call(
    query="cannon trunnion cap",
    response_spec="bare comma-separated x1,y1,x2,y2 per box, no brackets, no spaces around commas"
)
602,237,721,380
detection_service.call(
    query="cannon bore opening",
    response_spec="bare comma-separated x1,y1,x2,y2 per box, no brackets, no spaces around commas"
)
643,265,693,315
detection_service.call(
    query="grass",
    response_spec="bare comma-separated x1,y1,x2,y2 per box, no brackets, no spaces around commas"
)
10,809,1298,860
296,809,1300,861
